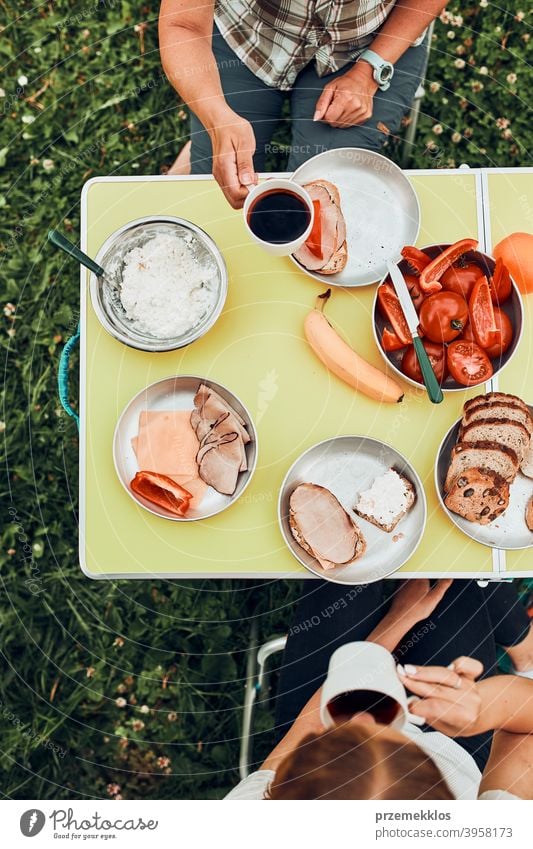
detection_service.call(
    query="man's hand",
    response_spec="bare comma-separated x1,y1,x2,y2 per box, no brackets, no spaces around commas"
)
313,62,379,128
399,656,484,736
208,111,258,208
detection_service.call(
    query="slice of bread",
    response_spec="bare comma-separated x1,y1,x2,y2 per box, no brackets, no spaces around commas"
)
444,468,510,525
463,393,530,416
526,496,533,532
354,469,415,533
459,418,531,464
520,441,533,479
444,441,519,491
321,240,348,275
462,402,533,436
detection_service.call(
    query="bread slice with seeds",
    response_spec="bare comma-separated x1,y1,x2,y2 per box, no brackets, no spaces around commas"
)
444,468,510,525
444,441,519,491
463,393,530,416
459,418,530,464
462,402,533,437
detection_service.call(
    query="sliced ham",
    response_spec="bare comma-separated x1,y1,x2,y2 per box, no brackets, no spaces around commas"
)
293,180,347,275
197,432,243,496
289,483,366,570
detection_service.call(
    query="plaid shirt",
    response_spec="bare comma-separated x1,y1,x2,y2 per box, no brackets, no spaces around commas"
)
214,0,397,90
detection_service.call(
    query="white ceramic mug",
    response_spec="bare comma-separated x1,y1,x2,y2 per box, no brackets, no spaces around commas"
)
320,642,423,730
243,178,314,256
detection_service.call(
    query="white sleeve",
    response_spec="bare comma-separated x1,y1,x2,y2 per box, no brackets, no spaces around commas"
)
478,790,522,800
224,770,275,800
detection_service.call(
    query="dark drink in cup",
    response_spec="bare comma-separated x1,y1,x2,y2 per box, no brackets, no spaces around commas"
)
327,689,401,725
247,189,312,245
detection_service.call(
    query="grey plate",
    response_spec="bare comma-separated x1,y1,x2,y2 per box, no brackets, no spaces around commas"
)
289,148,420,288
278,436,427,584
90,216,228,352
113,376,257,521
435,407,533,550
373,245,524,392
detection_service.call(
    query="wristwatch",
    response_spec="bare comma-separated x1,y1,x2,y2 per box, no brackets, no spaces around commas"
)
358,49,394,91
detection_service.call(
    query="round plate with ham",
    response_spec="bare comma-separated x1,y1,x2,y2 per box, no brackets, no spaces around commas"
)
278,436,427,584
290,148,420,288
114,376,257,521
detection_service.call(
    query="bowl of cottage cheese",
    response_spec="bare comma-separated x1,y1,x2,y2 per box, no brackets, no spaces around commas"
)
89,216,228,352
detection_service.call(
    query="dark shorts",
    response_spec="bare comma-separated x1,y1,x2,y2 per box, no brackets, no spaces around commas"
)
190,29,429,173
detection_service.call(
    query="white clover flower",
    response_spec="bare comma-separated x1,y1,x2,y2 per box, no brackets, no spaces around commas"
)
34,47,42,54
506,72,517,84
516,11,525,21
455,45,466,55
471,81,484,92
429,81,440,93
131,719,145,731
432,124,444,135
479,66,489,75
140,704,150,714
451,132,462,144
22,114,35,124
454,58,466,69
453,15,464,26
502,128,513,139
480,0,489,6
17,74,28,87
115,697,127,708
496,117,511,129
0,88,5,97
0,421,5,433
447,30,456,39
42,159,54,171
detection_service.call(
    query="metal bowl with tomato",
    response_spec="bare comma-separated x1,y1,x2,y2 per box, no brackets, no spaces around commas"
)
372,242,524,393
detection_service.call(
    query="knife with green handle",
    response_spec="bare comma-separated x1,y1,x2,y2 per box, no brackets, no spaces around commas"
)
386,260,444,404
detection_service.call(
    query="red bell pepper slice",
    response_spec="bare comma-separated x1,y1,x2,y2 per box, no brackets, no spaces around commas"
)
131,471,192,517
305,200,323,259
419,238,478,295
489,257,513,305
377,283,412,346
468,275,501,350
401,246,432,275
381,326,407,352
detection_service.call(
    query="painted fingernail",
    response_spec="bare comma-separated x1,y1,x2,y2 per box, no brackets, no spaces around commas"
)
396,664,405,676
447,663,456,671
313,110,321,122
404,664,417,676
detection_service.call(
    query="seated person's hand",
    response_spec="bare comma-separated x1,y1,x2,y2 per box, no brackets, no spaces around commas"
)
389,579,453,628
209,111,258,208
313,62,379,128
399,655,484,737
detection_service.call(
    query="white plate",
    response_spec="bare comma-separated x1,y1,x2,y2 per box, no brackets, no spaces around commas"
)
290,148,420,288
435,409,533,550
278,436,427,584
113,375,257,521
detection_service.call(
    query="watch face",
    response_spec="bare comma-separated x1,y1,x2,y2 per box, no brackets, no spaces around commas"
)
380,65,393,82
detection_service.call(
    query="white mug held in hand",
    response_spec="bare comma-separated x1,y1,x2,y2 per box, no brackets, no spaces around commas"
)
320,642,424,730
243,178,314,256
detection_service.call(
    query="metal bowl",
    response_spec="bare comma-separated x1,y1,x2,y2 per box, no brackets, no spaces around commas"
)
113,375,258,521
290,147,420,288
278,435,427,585
373,244,524,392
90,216,228,352
435,406,533,550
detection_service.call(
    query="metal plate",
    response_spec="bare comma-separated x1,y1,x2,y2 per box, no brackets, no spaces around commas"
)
278,436,427,584
289,148,420,288
435,408,533,550
113,376,258,521
90,216,228,352
373,245,524,392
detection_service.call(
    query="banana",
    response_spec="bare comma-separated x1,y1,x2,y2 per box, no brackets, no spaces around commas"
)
304,289,404,404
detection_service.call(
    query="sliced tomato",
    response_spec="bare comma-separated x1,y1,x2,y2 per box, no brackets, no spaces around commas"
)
440,261,483,300
447,340,493,386
381,326,406,351
489,257,513,305
418,291,469,343
401,246,432,275
131,471,192,517
469,275,500,349
419,238,479,295
305,199,323,259
401,340,447,385
376,283,411,346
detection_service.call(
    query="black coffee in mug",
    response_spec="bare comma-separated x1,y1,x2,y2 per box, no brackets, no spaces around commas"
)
327,689,400,725
247,189,311,244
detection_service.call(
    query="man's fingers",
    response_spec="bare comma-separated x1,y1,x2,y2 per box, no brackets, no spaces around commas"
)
314,86,335,121
450,656,484,681
428,579,453,603
214,153,248,209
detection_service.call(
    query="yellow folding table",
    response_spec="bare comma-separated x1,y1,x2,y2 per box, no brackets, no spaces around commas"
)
78,168,532,579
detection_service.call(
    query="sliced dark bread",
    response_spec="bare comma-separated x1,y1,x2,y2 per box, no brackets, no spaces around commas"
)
459,418,530,464
444,468,510,525
463,393,529,416
462,402,533,436
444,441,519,492
520,441,533,479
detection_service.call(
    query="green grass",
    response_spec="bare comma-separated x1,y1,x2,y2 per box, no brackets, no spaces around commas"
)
0,2,531,799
